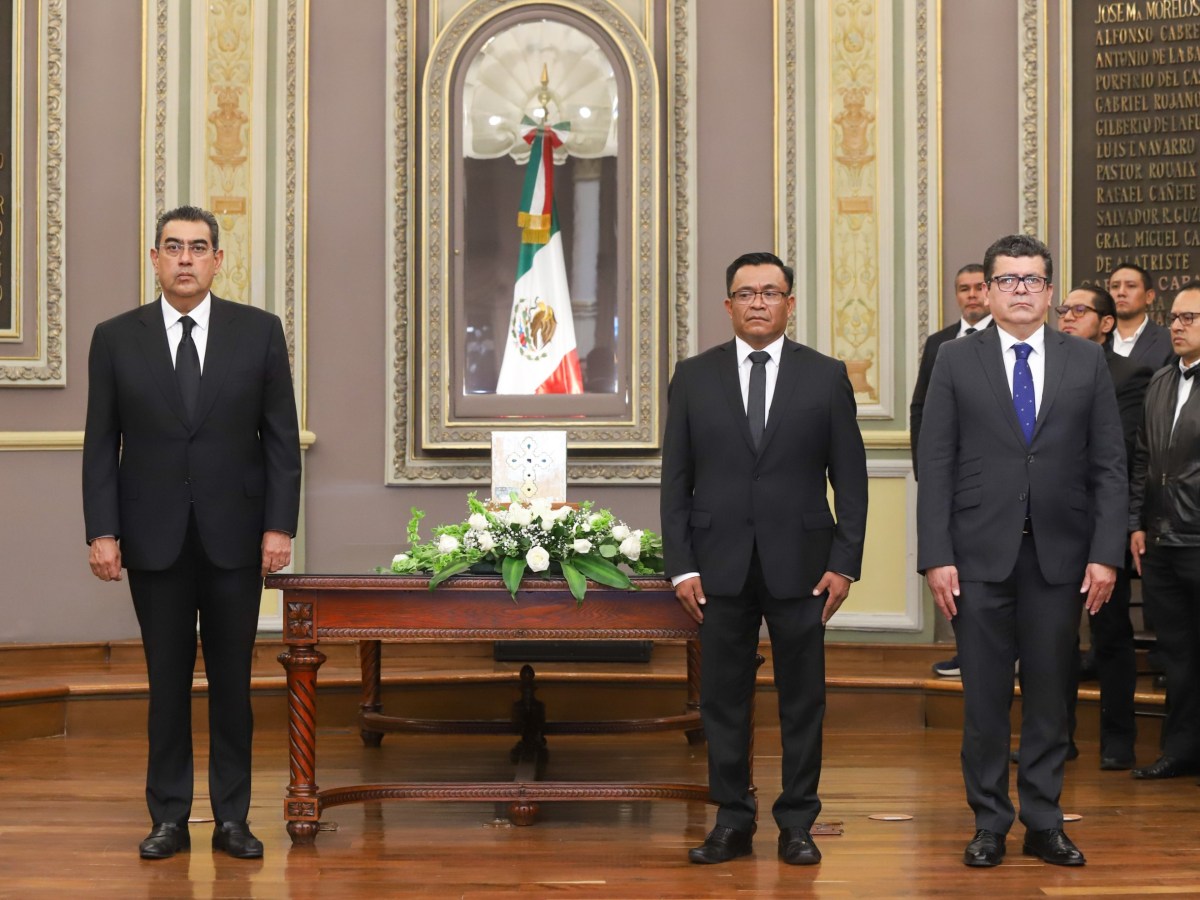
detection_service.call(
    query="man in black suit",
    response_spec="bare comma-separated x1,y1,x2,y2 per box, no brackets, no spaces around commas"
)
910,263,992,479
1057,285,1152,770
1109,262,1174,370
917,234,1126,868
661,251,868,866
1129,284,1200,781
83,206,302,860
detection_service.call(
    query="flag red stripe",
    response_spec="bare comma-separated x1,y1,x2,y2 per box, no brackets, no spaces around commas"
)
534,349,584,395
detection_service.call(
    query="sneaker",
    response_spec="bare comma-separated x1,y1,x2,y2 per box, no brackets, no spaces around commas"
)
932,656,961,677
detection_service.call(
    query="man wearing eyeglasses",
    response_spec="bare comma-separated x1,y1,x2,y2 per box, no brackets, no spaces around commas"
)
83,206,302,860
917,234,1126,868
1109,262,1174,370
662,251,867,867
1129,284,1200,783
1056,286,1152,771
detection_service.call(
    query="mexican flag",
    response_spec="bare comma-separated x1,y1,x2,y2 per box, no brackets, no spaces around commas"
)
495,116,583,395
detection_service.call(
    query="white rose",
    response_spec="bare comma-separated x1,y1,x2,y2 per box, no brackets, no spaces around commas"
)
526,545,551,572
468,513,489,531
619,534,641,561
437,534,460,554
573,538,593,554
611,524,631,541
477,532,496,552
541,518,555,532
507,505,533,527
392,553,408,565
530,499,552,519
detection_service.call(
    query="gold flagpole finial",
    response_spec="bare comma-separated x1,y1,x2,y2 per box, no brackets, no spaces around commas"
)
537,64,552,119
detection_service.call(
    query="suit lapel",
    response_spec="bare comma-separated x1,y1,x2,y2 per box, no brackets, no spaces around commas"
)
1034,326,1066,442
190,296,242,432
758,339,802,458
974,326,1028,447
716,341,757,455
135,300,190,428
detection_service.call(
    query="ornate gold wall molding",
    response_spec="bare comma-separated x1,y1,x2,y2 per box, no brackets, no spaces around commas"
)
0,0,66,386
141,0,307,425
777,0,937,427
1018,0,1046,238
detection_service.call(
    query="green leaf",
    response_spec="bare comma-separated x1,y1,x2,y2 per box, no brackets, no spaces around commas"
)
428,558,474,589
571,554,632,589
502,555,527,597
560,560,588,602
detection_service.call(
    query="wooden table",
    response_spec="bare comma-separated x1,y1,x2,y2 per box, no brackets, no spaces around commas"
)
266,574,707,845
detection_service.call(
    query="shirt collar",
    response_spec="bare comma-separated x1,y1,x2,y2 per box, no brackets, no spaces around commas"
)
160,293,212,331
735,333,786,365
1116,314,1149,345
997,322,1046,356
958,314,992,337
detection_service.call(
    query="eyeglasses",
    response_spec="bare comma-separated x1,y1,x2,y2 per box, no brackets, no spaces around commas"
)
1054,304,1098,318
159,240,214,258
991,274,1049,293
1169,311,1199,327
730,289,788,305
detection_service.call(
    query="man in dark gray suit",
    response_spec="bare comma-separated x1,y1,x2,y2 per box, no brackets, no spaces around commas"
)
1109,262,1174,370
917,234,1127,868
662,251,868,867
84,206,302,860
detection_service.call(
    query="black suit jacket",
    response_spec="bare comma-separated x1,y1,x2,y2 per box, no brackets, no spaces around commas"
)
1105,346,1153,469
916,325,1127,584
1123,318,1174,370
661,337,868,598
83,296,302,571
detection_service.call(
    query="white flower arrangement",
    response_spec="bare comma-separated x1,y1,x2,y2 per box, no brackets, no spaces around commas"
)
385,493,664,602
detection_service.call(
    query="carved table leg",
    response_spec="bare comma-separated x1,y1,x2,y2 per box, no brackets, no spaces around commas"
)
507,665,548,825
279,632,327,846
684,638,706,745
358,639,384,747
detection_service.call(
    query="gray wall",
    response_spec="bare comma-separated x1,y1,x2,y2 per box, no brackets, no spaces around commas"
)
1,1,1025,642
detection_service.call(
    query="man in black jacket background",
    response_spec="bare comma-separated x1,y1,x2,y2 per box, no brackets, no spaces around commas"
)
1129,283,1200,781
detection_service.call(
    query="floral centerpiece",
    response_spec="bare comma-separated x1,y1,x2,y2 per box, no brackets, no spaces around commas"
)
386,493,664,603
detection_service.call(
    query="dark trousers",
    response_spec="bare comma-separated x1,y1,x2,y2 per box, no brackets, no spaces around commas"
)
954,533,1082,834
1067,567,1136,760
1140,544,1200,762
699,550,826,832
128,513,262,826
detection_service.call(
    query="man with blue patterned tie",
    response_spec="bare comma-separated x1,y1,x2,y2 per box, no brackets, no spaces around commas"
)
916,234,1127,868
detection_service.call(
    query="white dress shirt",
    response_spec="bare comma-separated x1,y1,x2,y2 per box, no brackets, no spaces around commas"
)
1111,315,1149,358
161,292,212,372
957,314,993,338
997,324,1046,415
1173,360,1199,429
734,333,786,422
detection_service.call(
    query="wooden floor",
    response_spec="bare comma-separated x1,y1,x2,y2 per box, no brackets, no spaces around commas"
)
4,704,1200,897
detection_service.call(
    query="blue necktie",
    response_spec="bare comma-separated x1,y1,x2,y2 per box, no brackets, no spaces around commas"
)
1012,342,1035,445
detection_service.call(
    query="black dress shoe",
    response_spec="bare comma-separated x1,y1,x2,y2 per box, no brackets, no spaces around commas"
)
1133,756,1200,779
139,822,190,859
1100,755,1134,771
1023,828,1085,866
778,827,821,865
688,824,754,864
212,821,264,859
963,829,1006,867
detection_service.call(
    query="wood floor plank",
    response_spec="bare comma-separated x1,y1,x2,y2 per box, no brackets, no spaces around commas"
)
2,723,1198,898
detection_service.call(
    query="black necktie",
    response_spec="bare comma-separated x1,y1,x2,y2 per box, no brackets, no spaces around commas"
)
1184,365,1198,380
964,327,977,335
747,350,770,451
176,315,201,423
